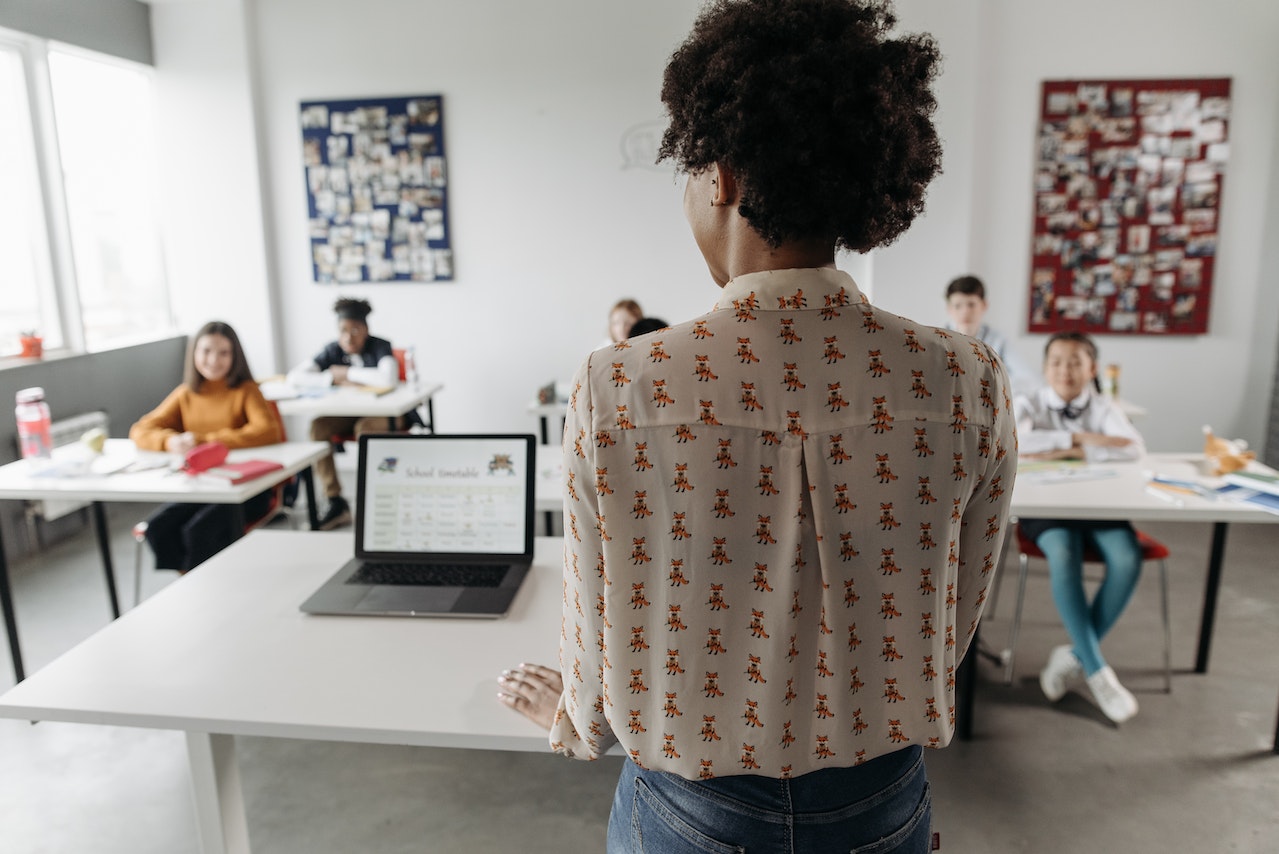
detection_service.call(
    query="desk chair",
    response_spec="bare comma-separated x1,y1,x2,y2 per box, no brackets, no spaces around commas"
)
131,402,297,606
999,523,1172,693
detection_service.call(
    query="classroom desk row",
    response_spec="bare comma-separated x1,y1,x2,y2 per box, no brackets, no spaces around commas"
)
0,379,444,683
0,451,1276,853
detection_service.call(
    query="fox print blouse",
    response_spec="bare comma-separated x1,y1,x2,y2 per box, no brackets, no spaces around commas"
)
548,267,1017,780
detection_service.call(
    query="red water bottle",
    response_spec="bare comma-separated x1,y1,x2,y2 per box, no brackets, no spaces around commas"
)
15,387,53,460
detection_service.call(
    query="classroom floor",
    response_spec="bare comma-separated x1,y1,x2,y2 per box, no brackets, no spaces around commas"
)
0,506,1276,853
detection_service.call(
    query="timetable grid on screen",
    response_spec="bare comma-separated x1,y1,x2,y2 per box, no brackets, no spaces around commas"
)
362,437,529,555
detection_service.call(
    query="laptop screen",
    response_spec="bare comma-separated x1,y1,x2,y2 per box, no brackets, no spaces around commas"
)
356,434,535,559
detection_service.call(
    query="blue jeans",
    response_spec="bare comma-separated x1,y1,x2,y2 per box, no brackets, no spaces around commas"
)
1031,522,1143,676
606,746,931,853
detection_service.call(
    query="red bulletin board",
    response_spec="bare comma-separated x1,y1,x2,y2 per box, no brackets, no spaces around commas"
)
1027,78,1230,335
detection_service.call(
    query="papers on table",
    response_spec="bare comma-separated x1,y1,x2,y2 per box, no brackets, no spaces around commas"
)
1015,461,1119,484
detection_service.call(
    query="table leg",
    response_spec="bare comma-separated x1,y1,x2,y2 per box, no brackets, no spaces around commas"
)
186,732,252,854
1273,687,1279,755
425,397,436,434
300,466,319,530
956,626,977,741
0,524,25,683
538,415,548,447
1194,522,1229,674
91,502,121,619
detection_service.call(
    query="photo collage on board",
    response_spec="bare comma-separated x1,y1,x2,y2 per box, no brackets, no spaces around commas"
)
1028,78,1229,335
300,95,453,283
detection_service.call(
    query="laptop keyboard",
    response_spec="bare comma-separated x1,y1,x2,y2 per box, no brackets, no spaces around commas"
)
348,562,510,588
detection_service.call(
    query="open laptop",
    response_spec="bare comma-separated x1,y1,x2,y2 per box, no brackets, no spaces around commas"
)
300,433,536,618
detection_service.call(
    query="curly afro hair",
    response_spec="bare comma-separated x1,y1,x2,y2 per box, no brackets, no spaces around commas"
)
333,297,373,323
658,0,942,252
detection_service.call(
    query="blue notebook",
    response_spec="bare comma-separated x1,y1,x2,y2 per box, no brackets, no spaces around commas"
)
1216,484,1279,516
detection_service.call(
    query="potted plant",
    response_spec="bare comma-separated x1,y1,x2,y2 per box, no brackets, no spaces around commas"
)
18,330,43,359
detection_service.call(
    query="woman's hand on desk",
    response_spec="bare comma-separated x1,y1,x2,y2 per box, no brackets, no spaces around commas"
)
165,432,197,454
497,662,563,732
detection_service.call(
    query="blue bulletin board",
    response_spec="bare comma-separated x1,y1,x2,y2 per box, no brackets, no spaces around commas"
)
300,94,453,283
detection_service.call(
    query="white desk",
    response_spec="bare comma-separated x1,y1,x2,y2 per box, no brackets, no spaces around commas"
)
0,440,331,683
0,531,561,854
956,452,1279,748
274,382,442,433
528,399,566,446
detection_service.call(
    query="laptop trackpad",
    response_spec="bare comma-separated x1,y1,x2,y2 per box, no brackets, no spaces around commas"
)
358,586,463,614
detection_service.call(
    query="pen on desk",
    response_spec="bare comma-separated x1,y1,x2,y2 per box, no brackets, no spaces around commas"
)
1144,486,1183,507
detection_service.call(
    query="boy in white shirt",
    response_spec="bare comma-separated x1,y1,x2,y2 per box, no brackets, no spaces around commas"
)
946,275,1039,396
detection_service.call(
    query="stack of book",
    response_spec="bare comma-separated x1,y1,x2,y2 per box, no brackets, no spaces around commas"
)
1217,470,1279,515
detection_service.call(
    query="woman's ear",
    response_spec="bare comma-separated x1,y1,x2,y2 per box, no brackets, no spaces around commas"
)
711,162,738,206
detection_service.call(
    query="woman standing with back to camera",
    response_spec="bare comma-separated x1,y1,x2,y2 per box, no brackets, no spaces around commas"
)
496,2,1017,851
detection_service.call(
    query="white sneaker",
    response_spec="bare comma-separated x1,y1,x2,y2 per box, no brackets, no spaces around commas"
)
1086,666,1139,723
1039,644,1083,702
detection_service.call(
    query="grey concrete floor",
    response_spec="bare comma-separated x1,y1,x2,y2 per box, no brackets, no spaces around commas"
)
0,506,1277,853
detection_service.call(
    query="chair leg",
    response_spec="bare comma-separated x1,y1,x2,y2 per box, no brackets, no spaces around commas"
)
1157,558,1172,694
132,525,147,608
1001,553,1031,685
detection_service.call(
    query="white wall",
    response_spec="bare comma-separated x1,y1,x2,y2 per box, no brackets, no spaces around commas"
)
877,0,1279,453
150,0,1279,450
150,0,278,377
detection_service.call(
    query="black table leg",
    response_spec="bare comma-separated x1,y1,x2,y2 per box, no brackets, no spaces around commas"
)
956,626,977,741
425,397,436,434
1195,522,1229,674
0,526,25,683
1273,687,1279,755
300,466,320,530
538,416,548,447
91,502,121,619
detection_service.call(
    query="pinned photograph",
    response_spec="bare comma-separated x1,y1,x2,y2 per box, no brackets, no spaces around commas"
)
1146,187,1176,225
1117,286,1140,313
1127,224,1151,254
1142,311,1168,333
1111,88,1134,117
1172,293,1197,320
1183,208,1216,233
1046,91,1075,115
300,105,329,130
1180,258,1204,288
1085,298,1107,326
1156,225,1189,247
1109,311,1138,332
1056,296,1086,320
1182,181,1218,209
1185,234,1217,257
1153,249,1184,271
1201,96,1230,121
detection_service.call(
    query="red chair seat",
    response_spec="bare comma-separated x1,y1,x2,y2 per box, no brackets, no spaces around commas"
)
1016,526,1169,562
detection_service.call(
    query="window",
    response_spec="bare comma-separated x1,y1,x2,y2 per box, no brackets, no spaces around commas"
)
0,44,61,352
0,31,171,359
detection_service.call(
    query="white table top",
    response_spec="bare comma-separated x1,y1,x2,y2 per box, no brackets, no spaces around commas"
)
535,443,562,513
527,399,567,417
0,440,330,505
0,532,561,751
1011,451,1278,524
274,382,442,419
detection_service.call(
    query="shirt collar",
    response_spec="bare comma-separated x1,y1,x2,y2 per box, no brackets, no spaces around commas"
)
713,267,867,314
1044,386,1092,411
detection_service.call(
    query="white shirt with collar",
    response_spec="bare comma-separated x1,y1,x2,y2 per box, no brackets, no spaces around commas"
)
1014,385,1144,462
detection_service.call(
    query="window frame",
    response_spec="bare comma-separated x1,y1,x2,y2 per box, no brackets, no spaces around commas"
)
0,25,173,363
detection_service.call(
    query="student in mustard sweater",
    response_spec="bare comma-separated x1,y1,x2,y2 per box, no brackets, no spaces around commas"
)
130,321,282,573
